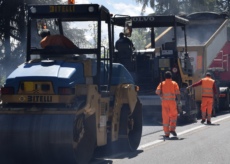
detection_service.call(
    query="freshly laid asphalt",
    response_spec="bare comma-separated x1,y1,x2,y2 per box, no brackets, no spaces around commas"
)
91,110,230,164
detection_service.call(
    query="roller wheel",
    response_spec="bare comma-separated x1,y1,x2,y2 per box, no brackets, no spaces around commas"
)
177,113,186,125
196,102,201,119
73,114,96,164
224,91,229,111
118,98,143,152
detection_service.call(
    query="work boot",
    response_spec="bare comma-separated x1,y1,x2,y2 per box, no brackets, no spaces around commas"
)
201,119,205,124
164,136,170,139
170,131,177,137
207,120,211,124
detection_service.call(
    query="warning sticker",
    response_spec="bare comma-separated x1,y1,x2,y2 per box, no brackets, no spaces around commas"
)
100,116,107,127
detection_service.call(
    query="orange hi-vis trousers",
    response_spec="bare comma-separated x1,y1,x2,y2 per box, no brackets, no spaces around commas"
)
162,100,178,136
201,97,213,121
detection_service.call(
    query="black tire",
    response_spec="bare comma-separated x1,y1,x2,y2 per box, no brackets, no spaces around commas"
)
73,114,96,164
196,102,201,119
225,91,229,111
178,88,197,123
118,98,143,152
219,87,230,111
177,113,186,125
127,98,143,151
215,97,220,113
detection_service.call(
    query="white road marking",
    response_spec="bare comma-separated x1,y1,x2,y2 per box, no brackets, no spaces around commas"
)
91,114,230,163
138,140,162,150
138,114,230,150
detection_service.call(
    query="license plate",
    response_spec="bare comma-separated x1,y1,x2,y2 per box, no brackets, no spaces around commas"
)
24,82,34,91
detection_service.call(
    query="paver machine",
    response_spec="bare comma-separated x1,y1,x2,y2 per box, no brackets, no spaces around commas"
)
0,4,142,164
145,12,230,115
112,15,197,122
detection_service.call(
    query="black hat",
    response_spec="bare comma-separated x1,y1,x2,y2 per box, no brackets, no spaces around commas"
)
206,72,211,77
164,71,172,79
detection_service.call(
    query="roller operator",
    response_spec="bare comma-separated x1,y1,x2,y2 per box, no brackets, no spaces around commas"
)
40,29,79,49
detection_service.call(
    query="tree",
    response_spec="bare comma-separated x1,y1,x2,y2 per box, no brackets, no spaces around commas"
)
136,0,216,15
0,0,26,79
130,28,151,50
88,22,109,58
186,0,216,13
215,0,230,12
0,0,88,84
135,0,180,15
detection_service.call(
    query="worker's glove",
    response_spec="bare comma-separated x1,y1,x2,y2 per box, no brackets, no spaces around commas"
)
177,101,183,114
177,101,182,108
159,94,163,101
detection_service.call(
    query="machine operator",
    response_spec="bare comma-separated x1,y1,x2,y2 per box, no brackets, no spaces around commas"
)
115,32,135,50
186,72,217,124
156,71,181,138
115,32,135,71
40,29,79,49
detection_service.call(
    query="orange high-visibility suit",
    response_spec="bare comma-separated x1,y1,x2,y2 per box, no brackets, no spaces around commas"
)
191,76,217,121
156,79,180,137
40,35,79,49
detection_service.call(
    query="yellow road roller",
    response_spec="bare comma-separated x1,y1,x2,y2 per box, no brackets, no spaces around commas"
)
0,4,142,164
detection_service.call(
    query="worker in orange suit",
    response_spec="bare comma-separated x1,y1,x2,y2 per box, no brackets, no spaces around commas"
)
68,0,75,4
156,71,181,138
186,72,217,124
40,29,79,49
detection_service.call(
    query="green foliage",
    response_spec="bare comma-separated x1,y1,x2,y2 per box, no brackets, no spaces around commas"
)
88,22,109,48
0,0,88,78
88,22,98,48
63,23,88,48
0,76,6,86
88,22,109,58
186,0,216,13
215,0,230,12
130,28,151,50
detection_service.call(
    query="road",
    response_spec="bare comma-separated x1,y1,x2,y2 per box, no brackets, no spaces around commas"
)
91,111,230,164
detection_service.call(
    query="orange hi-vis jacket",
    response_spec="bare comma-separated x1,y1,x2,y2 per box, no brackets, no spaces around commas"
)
40,35,79,49
201,77,215,98
156,79,180,100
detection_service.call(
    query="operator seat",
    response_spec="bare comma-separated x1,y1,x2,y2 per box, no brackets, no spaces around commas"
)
164,42,176,51
38,45,66,59
44,45,65,51
116,43,133,71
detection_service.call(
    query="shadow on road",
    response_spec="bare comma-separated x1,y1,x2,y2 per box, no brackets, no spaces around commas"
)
205,123,220,126
159,135,186,141
91,149,143,164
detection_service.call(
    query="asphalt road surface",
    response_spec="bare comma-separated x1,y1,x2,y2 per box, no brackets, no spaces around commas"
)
91,111,230,164
142,111,163,136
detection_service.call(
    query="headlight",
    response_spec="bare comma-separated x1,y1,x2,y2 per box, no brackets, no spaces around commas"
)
30,7,37,13
88,6,94,12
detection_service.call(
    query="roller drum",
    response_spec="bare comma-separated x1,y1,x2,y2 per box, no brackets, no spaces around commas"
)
0,114,77,164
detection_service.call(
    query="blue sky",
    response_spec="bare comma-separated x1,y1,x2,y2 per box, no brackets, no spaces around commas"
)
77,0,154,16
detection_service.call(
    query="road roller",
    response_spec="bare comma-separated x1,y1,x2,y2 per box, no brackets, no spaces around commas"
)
0,4,142,164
